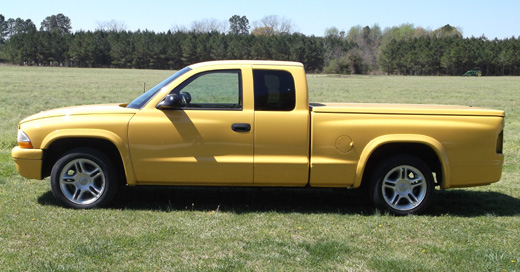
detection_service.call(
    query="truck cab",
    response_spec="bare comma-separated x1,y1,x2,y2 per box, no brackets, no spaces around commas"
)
127,61,311,186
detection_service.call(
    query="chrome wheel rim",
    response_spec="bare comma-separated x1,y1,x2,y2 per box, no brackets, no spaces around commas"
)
59,158,106,205
381,165,427,211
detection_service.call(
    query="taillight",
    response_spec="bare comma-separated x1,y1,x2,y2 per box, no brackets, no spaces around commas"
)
496,130,503,154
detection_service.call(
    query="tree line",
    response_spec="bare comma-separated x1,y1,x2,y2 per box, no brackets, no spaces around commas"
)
1,30,325,72
323,24,520,76
1,14,519,75
379,35,520,76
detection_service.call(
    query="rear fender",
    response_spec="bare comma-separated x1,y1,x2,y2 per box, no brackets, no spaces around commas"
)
354,134,451,188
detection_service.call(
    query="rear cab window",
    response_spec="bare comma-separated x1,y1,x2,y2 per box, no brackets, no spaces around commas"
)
253,70,295,111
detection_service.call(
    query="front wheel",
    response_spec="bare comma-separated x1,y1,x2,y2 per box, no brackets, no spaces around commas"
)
369,155,434,215
50,148,119,209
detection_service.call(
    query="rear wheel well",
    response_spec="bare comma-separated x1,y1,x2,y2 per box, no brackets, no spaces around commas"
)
42,138,126,185
361,143,443,187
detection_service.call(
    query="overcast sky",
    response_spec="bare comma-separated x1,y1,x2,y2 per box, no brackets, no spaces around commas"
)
2,0,519,39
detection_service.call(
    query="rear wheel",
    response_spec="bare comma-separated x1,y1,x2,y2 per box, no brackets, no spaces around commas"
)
369,155,434,215
50,148,119,209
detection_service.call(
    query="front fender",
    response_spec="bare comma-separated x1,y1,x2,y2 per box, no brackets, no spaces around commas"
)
354,134,451,189
41,129,136,185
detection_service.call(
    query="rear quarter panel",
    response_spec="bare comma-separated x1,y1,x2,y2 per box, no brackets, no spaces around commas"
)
309,112,504,188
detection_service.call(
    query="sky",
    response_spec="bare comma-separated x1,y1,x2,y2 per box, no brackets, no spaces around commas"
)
1,0,519,39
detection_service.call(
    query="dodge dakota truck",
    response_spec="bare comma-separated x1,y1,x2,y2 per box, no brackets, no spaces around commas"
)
11,60,505,215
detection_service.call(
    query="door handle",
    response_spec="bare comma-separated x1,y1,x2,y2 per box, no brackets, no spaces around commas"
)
232,123,251,132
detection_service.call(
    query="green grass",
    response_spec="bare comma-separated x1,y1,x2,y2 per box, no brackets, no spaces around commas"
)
1,66,519,271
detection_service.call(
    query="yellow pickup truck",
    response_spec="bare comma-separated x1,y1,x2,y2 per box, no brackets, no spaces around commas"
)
11,60,504,215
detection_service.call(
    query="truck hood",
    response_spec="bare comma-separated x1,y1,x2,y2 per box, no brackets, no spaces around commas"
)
310,102,505,117
20,103,138,123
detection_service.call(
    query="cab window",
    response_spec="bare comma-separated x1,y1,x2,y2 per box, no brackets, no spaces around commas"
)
253,70,295,111
173,70,242,109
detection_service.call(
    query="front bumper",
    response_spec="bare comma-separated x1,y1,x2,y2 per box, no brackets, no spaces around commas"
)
11,146,43,180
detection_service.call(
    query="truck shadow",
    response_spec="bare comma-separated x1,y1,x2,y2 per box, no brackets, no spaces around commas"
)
38,187,520,216
429,189,520,216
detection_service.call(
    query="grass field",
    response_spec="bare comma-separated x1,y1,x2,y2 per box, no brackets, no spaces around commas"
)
1,66,519,271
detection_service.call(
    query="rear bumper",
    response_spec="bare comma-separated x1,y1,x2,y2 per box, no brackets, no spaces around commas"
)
444,154,504,189
11,146,43,180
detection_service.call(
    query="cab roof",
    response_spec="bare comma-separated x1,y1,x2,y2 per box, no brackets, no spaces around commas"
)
188,60,304,69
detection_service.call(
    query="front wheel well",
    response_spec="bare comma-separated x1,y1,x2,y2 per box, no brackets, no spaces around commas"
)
42,138,126,185
361,143,443,187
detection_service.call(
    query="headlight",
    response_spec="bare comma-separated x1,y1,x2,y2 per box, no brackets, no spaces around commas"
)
17,130,33,149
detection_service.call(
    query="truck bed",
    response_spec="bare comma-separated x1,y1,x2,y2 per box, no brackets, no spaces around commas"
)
310,102,505,117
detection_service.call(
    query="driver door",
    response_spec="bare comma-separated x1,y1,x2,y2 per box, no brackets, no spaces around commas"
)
128,69,254,185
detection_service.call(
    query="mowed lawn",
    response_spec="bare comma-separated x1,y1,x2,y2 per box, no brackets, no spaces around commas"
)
1,66,519,271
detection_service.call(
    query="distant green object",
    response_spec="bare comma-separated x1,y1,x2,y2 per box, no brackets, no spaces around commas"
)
464,68,482,77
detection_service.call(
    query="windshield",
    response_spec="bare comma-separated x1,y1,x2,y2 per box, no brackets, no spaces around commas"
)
127,66,192,109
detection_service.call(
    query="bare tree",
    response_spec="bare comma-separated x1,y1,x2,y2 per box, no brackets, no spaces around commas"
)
252,15,296,35
170,24,188,33
190,18,227,33
96,20,127,32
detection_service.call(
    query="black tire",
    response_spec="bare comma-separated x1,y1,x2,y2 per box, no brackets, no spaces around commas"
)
50,148,119,209
369,154,434,215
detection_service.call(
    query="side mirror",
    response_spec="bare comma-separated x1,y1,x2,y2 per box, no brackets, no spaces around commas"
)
157,94,181,109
